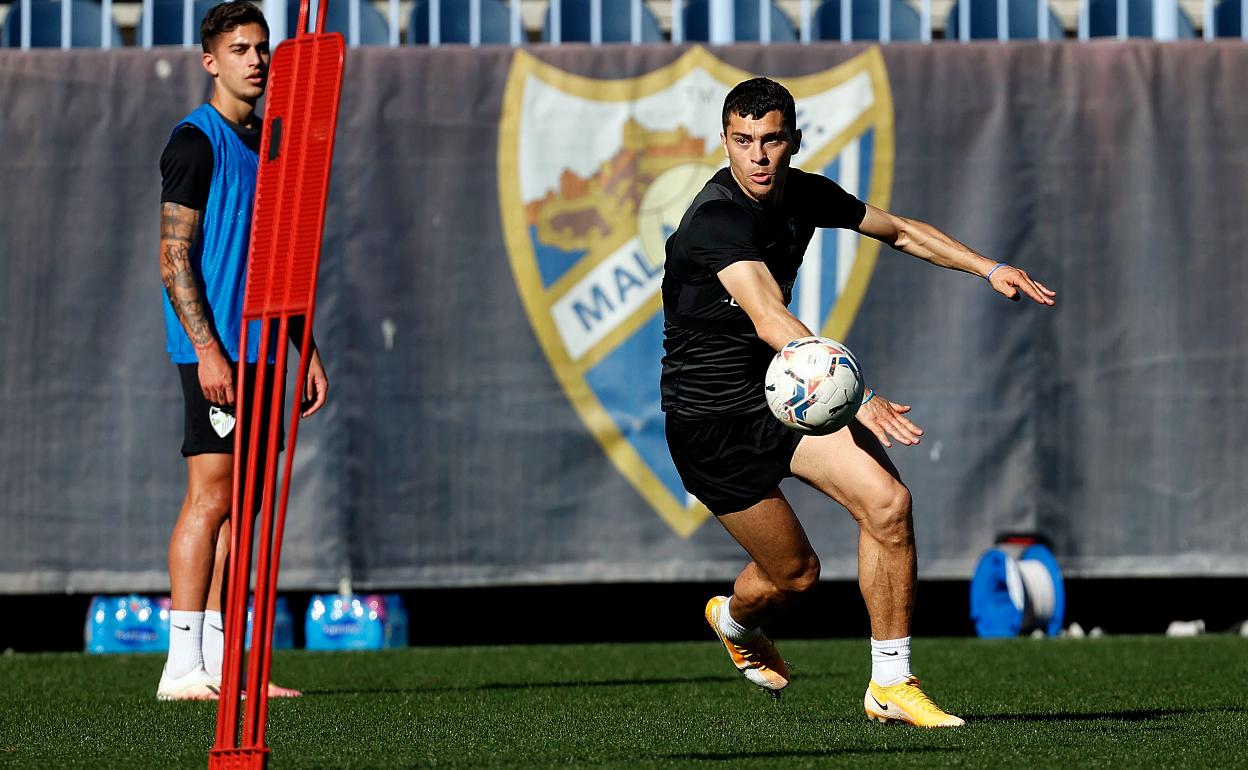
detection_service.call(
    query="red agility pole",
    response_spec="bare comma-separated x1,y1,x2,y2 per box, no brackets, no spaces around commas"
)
209,2,344,767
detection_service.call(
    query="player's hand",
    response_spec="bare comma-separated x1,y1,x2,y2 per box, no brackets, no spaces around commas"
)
301,349,328,418
855,392,922,448
987,263,1056,306
196,344,235,406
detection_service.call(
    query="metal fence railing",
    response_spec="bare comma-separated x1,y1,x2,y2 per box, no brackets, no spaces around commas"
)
2,0,1245,49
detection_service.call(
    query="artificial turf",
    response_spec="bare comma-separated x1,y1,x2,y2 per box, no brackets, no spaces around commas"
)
1,635,1245,768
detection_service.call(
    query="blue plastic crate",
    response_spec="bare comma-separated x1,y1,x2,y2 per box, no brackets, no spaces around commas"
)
85,594,170,654
245,596,295,650
86,594,295,653
305,593,407,650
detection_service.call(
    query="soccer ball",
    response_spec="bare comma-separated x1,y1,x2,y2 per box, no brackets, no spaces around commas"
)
764,336,865,435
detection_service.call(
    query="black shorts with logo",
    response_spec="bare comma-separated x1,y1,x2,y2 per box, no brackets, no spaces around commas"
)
665,409,802,515
179,363,285,457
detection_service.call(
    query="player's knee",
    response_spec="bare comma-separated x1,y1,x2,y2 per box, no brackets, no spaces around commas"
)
775,555,821,598
864,485,913,548
184,486,232,527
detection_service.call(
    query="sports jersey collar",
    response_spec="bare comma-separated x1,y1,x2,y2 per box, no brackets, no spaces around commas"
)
207,103,263,141
713,166,793,214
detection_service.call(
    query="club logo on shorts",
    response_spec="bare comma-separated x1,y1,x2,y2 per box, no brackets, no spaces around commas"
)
208,405,236,439
498,47,894,536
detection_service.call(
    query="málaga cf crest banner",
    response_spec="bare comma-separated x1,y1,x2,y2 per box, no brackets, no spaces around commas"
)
4,43,1248,592
498,47,893,537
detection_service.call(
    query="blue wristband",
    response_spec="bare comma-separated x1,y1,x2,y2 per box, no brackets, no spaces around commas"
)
861,388,875,406
985,263,1006,281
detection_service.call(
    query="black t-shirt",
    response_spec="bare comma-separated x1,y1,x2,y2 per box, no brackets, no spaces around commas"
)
160,114,262,209
660,167,866,418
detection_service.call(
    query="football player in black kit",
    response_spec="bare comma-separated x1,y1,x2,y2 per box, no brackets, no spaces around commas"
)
662,77,1055,727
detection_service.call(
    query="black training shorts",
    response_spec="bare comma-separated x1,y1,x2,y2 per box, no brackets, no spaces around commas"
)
665,410,802,515
178,362,285,457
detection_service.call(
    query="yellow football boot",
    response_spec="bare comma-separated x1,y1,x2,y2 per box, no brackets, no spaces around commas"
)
704,596,790,692
864,676,965,727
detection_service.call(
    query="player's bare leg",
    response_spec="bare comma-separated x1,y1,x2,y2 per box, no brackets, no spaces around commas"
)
206,519,230,615
198,478,302,698
169,454,233,611
201,520,230,687
718,492,821,628
160,453,232,701
791,422,914,639
705,491,819,693
791,421,963,727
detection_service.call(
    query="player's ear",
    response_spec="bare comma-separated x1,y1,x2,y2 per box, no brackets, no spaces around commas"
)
201,51,218,77
791,128,802,156
721,132,729,159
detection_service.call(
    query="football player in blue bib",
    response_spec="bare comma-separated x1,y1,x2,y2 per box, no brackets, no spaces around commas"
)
156,1,327,701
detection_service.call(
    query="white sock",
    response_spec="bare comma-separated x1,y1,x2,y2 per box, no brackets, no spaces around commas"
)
718,598,761,643
870,636,912,686
166,610,205,679
202,610,224,679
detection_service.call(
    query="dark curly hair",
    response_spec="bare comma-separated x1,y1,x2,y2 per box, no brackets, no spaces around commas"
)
200,1,269,53
721,77,797,136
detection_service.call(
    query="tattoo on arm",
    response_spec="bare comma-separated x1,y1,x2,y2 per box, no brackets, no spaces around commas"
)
159,202,214,348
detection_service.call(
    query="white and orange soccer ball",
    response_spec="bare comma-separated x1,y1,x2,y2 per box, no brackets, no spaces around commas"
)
764,336,865,435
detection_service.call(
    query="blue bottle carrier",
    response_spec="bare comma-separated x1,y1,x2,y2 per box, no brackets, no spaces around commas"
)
85,594,170,654
305,593,408,651
245,596,296,650
86,594,294,653
969,536,1066,638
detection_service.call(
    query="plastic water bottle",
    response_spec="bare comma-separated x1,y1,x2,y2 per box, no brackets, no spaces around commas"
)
85,595,170,654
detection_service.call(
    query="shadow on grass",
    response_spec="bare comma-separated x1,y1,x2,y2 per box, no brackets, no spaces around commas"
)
304,674,834,695
303,669,848,696
659,747,960,762
970,706,1247,723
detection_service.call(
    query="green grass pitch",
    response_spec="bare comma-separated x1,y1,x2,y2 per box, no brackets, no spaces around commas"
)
1,636,1245,768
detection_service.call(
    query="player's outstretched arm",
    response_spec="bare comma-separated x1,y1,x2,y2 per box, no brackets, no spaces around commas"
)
717,261,812,351
855,205,1056,306
160,201,235,406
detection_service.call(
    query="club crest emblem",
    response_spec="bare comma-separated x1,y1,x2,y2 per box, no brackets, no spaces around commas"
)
208,405,236,439
498,47,894,536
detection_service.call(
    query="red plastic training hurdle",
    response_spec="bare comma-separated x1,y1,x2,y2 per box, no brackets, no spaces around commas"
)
208,3,344,768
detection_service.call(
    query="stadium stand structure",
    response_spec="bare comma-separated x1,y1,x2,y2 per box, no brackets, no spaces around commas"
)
682,0,798,40
0,2,1240,51
1,0,124,46
541,0,664,42
1087,0,1196,35
409,0,514,43
136,0,215,45
1215,0,1241,33
1088,0,1193,34
813,0,924,39
287,0,388,42
945,0,1064,38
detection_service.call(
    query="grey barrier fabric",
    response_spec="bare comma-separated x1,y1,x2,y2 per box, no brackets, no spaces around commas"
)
1,42,1246,593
